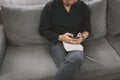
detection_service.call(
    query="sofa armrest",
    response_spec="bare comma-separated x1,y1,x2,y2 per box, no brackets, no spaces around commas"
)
0,24,6,69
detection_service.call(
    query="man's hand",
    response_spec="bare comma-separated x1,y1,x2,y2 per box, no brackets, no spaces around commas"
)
58,32,89,44
70,32,83,44
58,32,74,43
70,32,89,44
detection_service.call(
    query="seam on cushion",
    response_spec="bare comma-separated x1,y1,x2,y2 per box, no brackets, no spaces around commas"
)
105,36,120,57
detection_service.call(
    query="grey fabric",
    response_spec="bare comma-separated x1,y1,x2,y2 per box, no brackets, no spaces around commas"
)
0,0,50,24
83,0,107,40
0,25,6,69
1,0,120,80
107,0,120,36
106,34,120,55
0,44,57,80
0,0,1,24
1,0,50,5
1,37,120,80
75,37,120,80
0,0,1,4
0,11,2,24
1,5,48,46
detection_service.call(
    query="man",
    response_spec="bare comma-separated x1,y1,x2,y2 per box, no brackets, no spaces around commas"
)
39,0,91,80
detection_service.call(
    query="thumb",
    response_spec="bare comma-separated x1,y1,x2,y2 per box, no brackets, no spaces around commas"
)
77,32,82,37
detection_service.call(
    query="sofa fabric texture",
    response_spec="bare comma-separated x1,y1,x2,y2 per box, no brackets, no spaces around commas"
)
1,5,48,46
83,0,107,40
1,37,120,80
0,0,120,80
76,37,120,80
0,44,57,80
106,34,120,55
107,0,120,36
0,25,6,69
1,0,51,5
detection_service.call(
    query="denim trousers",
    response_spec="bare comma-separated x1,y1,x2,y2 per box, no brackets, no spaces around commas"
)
49,41,84,80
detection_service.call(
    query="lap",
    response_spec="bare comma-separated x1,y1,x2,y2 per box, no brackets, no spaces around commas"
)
49,41,84,66
49,41,84,59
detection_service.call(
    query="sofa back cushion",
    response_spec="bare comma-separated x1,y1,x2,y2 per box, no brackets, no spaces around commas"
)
0,0,2,24
1,0,107,46
107,0,120,36
1,5,48,46
83,0,107,40
0,11,2,24
1,0,50,5
0,0,50,24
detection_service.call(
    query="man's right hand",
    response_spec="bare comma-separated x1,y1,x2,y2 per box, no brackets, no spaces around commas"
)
58,32,74,43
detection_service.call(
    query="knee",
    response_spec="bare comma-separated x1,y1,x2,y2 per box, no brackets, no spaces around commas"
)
66,51,84,63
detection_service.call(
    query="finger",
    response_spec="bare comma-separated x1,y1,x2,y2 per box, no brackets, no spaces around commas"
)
70,41,79,44
65,37,73,43
65,36,73,40
71,39,82,44
77,32,82,37
65,32,74,37
72,38,82,41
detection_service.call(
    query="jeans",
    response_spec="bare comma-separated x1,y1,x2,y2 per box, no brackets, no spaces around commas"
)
49,42,84,80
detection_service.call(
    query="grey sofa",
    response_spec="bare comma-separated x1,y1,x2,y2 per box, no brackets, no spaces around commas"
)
0,0,120,80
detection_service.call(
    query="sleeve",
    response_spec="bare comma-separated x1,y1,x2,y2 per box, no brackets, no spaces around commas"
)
81,2,91,34
39,3,59,41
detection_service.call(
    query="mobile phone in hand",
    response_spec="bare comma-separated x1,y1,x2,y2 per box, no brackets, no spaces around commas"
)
72,36,80,39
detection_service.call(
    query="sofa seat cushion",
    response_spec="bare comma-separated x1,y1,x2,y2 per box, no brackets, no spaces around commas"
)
106,34,120,55
0,37,120,80
76,37,120,80
0,44,57,80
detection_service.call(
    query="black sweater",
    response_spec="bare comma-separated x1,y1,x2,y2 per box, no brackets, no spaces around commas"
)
39,0,91,42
